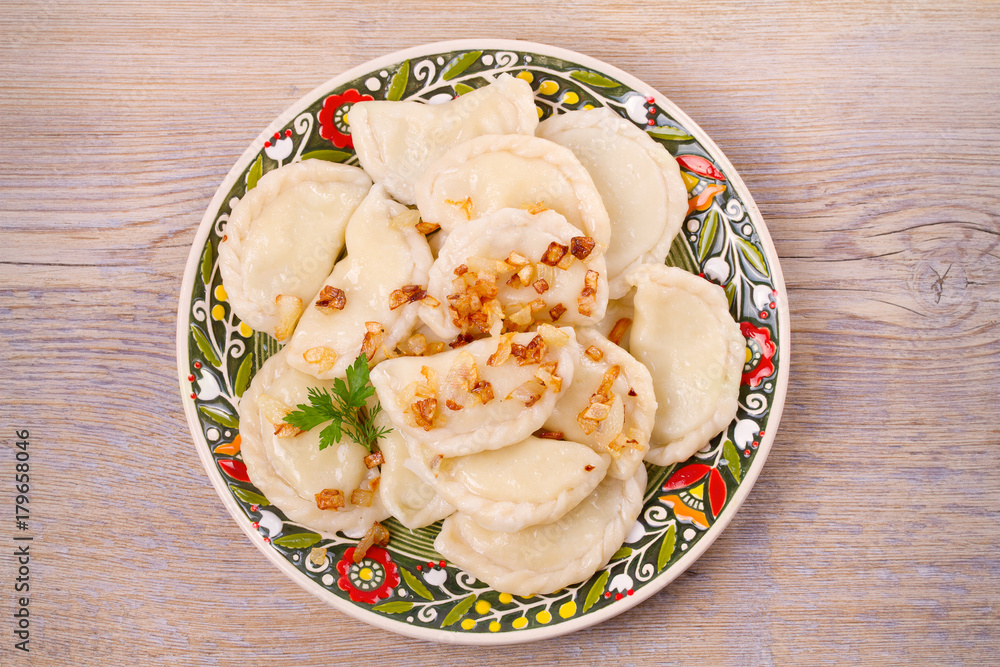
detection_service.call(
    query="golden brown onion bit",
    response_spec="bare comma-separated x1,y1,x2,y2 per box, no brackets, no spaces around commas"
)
353,522,390,563
314,285,346,313
315,488,345,510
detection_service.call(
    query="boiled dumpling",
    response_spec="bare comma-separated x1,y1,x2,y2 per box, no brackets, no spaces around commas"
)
627,265,744,466
372,411,454,530
347,74,538,205
238,347,388,537
543,328,656,479
409,434,609,532
434,465,646,596
284,184,433,379
537,108,687,299
370,326,578,458
418,208,609,340
218,161,372,341
414,134,611,247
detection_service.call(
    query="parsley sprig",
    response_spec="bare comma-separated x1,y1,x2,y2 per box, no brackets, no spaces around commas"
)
283,353,392,451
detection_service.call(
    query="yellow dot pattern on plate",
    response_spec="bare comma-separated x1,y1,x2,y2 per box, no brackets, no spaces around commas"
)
516,71,533,83
558,601,577,618
536,610,552,625
461,618,475,630
536,106,543,119
583,104,595,110
211,304,225,321
488,621,500,632
359,567,373,581
474,599,491,615
214,285,228,301
561,91,579,105
498,592,513,604
538,80,559,96
512,617,528,630
746,346,753,363
239,322,253,337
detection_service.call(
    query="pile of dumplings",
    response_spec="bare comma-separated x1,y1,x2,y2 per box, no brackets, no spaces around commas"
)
221,74,745,596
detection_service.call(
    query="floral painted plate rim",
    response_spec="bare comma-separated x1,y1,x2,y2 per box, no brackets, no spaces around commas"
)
176,39,789,645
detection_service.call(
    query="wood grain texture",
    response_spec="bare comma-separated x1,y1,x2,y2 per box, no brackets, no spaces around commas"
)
1,0,998,664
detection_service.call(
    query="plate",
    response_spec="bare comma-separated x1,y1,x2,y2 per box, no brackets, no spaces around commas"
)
176,39,789,644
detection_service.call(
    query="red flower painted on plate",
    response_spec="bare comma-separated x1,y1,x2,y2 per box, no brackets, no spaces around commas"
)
218,458,250,483
676,154,726,181
659,464,728,527
740,322,776,388
318,89,373,149
336,546,399,604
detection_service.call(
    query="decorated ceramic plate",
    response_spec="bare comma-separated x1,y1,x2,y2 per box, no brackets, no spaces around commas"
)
176,39,788,644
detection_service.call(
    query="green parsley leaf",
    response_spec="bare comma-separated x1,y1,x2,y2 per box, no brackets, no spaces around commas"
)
282,353,392,451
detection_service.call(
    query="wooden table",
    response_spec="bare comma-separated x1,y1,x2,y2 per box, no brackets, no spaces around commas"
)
2,1,997,664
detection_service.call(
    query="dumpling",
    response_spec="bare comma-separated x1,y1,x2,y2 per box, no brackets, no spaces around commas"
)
372,411,454,530
284,184,433,379
238,347,388,537
434,465,646,596
218,160,372,341
537,108,687,299
543,328,656,479
418,208,609,340
414,134,611,247
409,434,610,532
626,265,744,466
369,326,578,458
347,74,538,205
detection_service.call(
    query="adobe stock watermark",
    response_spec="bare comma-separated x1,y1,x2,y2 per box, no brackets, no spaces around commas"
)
10,429,33,654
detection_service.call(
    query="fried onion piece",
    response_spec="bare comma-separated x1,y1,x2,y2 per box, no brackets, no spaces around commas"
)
258,394,303,438
303,346,339,374
505,378,547,408
487,334,514,367
274,294,304,342
578,270,600,316
416,220,441,235
361,321,385,360
445,196,475,221
350,489,375,507
540,241,569,267
353,521,391,562
314,285,346,313
570,236,596,260
389,285,427,310
315,488,345,510
608,317,632,346
364,451,384,469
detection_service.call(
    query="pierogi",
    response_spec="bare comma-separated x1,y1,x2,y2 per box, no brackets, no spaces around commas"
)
627,265,744,466
434,465,646,596
538,108,687,298
408,434,610,532
348,74,538,205
218,161,372,340
369,327,578,458
418,207,609,340
284,184,433,379
414,133,611,247
372,411,454,530
543,327,656,480
238,347,388,537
